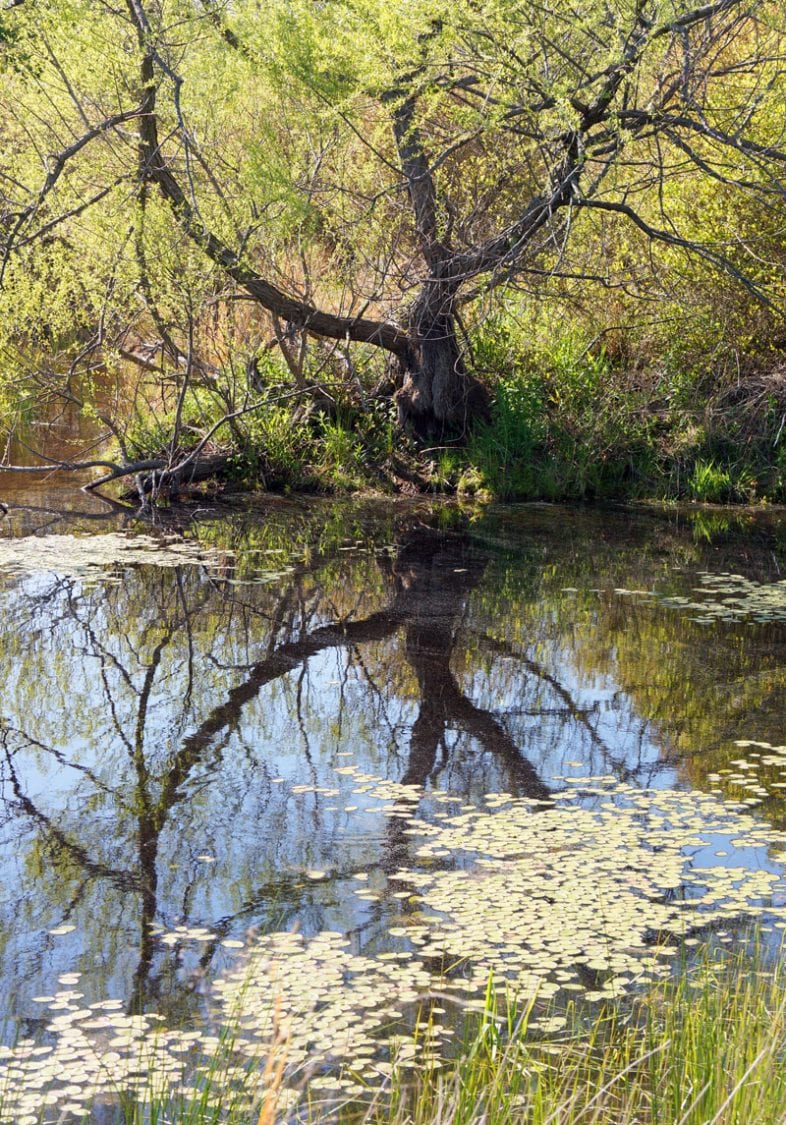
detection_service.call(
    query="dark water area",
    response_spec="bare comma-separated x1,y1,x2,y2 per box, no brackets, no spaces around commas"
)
0,490,786,1087
0,398,114,516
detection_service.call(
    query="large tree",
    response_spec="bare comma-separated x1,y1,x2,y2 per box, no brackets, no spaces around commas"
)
1,0,786,473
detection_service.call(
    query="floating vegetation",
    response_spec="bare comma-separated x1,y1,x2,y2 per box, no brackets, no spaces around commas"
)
0,938,437,1122
0,532,294,585
393,779,786,1004
655,572,786,624
0,532,234,582
0,990,198,1124
214,931,436,1085
4,770,786,1121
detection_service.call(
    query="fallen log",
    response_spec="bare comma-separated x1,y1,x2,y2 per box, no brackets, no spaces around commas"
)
119,452,232,499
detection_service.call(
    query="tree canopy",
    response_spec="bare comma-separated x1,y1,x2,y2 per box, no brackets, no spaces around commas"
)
1,0,786,495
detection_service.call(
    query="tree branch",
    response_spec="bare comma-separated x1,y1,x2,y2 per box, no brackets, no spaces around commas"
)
0,106,146,285
578,197,783,314
125,0,411,357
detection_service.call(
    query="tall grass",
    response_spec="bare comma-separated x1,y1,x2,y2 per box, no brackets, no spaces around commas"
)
355,949,786,1125
15,947,786,1123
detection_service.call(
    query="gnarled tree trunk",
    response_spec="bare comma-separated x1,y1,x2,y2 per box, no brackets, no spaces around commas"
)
396,287,489,441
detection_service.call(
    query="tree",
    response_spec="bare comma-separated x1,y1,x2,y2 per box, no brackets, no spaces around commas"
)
1,0,786,488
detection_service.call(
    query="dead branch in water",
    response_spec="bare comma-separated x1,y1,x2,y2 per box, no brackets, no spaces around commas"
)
0,385,327,503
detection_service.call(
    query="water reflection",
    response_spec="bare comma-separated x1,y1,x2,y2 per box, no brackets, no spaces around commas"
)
0,499,784,1042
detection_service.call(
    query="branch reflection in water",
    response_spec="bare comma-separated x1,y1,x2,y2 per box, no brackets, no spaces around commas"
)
0,498,783,1073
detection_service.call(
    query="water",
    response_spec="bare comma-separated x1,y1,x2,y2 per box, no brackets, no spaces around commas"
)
0,494,786,1113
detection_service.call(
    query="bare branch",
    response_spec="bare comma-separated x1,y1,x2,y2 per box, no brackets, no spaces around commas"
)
0,106,146,285
654,0,748,38
578,197,782,314
124,0,410,357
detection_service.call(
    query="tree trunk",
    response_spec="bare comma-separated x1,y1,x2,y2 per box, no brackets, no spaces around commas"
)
395,288,489,442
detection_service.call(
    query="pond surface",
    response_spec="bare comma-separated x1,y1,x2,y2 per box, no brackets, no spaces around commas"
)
1,492,786,1116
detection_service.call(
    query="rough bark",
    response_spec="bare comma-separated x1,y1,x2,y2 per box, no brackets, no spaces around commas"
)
388,89,490,438
396,294,489,440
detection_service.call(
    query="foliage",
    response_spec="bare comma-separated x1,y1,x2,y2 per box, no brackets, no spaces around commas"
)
240,405,316,490
2,0,786,497
435,321,658,500
689,461,735,504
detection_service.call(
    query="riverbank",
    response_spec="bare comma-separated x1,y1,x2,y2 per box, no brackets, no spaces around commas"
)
96,320,786,508
3,310,786,509
384,948,786,1125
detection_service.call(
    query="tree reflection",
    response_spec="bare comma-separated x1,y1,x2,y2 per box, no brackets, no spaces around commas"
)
0,502,770,1030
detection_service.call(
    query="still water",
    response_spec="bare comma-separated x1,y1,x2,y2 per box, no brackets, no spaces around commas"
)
0,491,786,1112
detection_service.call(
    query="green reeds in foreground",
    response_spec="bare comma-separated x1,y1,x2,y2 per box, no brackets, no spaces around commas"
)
28,946,786,1124
353,950,786,1125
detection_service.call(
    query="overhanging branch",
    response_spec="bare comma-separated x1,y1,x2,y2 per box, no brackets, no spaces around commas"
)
578,197,783,315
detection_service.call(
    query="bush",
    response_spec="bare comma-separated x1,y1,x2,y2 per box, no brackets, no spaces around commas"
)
456,319,659,500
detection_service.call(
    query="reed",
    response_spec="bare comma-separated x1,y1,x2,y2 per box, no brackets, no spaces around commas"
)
9,946,786,1124
357,948,786,1125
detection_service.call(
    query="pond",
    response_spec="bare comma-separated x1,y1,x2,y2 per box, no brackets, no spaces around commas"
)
0,490,786,1119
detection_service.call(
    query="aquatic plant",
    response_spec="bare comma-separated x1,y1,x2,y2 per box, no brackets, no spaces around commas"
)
3,770,786,1121
362,946,786,1125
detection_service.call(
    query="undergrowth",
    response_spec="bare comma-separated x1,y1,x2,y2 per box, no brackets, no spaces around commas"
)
104,313,786,505
430,316,786,504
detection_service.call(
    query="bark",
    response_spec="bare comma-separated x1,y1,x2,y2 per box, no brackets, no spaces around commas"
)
388,89,490,439
121,452,231,499
396,291,489,440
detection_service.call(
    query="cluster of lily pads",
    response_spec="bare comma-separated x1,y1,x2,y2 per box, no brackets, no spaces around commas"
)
0,532,235,584
0,987,202,1124
595,569,786,625
0,531,296,587
705,740,786,809
657,572,786,624
3,767,786,1121
391,780,785,1002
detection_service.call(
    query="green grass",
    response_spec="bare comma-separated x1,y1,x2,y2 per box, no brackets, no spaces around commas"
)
77,311,786,506
425,315,786,505
356,949,786,1125
321,949,779,1122
20,945,786,1124
689,461,735,504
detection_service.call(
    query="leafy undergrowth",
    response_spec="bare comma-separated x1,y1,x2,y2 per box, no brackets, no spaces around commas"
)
431,320,786,506
99,317,786,507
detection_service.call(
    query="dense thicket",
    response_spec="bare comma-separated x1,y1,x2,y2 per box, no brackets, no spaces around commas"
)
2,0,786,501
